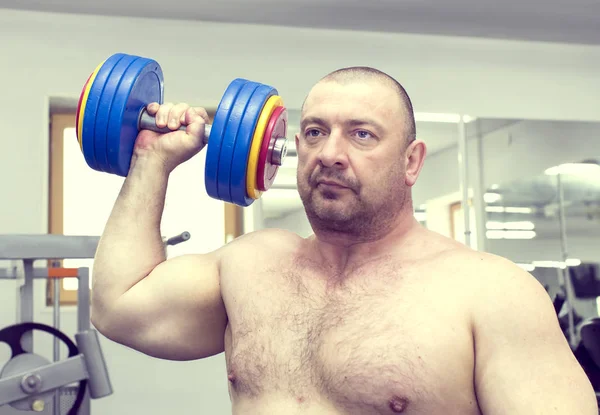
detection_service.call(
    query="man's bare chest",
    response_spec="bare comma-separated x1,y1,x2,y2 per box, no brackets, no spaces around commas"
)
222,257,478,414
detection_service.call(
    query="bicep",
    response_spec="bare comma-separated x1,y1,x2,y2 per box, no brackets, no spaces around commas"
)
473,263,597,414
101,253,228,361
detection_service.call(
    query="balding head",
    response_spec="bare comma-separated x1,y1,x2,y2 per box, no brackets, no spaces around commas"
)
303,66,416,144
295,66,427,240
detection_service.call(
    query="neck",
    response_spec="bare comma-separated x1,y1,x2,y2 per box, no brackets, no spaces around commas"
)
308,205,422,272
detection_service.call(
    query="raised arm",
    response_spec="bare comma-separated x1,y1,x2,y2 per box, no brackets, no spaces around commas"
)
472,257,597,414
91,103,227,361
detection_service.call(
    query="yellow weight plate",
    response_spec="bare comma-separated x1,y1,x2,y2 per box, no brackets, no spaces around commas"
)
77,61,105,150
75,73,92,145
246,95,283,199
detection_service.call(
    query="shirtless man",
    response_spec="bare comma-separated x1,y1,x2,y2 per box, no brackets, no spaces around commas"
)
90,67,597,414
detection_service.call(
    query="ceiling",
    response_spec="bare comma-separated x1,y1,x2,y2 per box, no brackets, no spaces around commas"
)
3,0,600,45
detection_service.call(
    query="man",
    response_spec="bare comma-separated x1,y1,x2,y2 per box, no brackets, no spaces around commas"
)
90,67,597,414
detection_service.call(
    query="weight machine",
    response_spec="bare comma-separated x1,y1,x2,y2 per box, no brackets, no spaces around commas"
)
0,232,190,414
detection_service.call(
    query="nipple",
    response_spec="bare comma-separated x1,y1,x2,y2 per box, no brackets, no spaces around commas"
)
227,370,236,385
389,396,409,413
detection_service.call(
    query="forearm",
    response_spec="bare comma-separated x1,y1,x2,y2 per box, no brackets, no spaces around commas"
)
92,156,169,316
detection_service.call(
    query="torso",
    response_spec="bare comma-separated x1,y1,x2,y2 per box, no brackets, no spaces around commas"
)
220,229,482,414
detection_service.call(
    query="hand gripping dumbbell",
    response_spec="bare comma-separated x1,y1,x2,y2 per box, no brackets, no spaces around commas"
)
76,53,288,207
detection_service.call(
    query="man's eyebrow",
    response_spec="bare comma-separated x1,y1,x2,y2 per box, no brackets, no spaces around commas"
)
300,116,385,133
345,118,385,134
300,116,326,129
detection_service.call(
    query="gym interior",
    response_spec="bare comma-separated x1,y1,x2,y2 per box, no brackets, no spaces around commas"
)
1,2,600,414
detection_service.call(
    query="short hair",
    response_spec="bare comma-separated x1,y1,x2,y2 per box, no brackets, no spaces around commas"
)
315,66,417,143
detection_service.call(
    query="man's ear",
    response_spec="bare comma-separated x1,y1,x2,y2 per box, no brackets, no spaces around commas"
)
404,139,427,187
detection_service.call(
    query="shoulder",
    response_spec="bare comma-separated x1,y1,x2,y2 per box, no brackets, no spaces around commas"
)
419,233,552,320
228,227,305,249
441,246,549,307
447,249,557,336
457,249,546,300
215,227,306,264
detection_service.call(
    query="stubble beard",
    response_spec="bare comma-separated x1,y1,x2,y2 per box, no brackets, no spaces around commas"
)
299,179,408,241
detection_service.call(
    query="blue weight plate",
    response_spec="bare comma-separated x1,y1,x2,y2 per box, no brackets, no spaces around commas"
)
205,78,248,200
93,54,138,173
217,81,260,203
106,57,164,177
230,85,277,206
82,53,126,172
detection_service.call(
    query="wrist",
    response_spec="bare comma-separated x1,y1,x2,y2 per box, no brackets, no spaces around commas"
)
129,154,172,177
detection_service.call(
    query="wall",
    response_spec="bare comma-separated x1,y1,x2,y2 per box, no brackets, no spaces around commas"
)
1,6,600,414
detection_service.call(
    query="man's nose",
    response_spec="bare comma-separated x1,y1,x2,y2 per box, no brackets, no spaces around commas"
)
318,132,348,168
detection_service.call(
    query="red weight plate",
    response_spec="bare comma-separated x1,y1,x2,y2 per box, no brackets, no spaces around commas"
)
257,106,287,191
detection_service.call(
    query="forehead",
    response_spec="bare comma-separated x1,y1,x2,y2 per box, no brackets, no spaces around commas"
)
301,80,404,123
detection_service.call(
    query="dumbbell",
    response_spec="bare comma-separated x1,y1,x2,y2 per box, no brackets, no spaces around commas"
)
76,53,288,207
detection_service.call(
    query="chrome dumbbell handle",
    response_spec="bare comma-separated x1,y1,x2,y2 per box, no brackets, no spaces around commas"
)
138,109,287,166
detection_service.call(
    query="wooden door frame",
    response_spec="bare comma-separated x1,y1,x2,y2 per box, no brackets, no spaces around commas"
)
48,113,79,305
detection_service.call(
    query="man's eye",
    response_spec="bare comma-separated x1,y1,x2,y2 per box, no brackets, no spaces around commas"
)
305,129,321,137
355,130,373,140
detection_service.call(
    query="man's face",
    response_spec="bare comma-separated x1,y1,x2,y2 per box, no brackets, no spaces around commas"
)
295,79,416,237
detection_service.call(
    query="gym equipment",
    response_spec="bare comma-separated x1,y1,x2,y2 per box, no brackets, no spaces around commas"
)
0,232,190,414
580,319,600,370
0,323,109,415
551,264,600,411
246,97,286,199
0,235,112,414
257,106,288,193
76,53,289,207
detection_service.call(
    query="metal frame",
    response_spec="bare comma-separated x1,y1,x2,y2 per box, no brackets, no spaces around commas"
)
0,232,189,414
0,235,103,415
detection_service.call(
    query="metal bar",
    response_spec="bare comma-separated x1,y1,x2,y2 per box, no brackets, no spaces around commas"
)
20,260,35,352
0,356,88,407
0,235,100,260
75,330,113,399
472,125,488,252
556,173,576,347
138,109,210,145
53,278,61,414
457,116,471,248
165,231,191,246
78,267,92,414
0,267,81,279
78,267,91,332
0,267,18,279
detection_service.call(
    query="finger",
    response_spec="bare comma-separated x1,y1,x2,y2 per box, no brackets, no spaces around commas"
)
146,102,160,115
186,122,207,149
168,103,190,130
195,107,210,124
182,107,209,124
155,102,174,128
185,109,207,148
